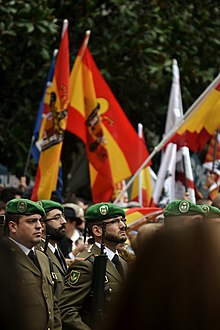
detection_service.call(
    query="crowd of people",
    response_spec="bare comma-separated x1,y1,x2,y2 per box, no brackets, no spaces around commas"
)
1,180,220,329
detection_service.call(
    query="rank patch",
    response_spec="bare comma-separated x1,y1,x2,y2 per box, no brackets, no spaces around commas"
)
68,270,80,286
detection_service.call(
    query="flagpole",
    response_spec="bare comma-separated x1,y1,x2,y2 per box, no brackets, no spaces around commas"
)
212,128,219,172
138,123,143,206
23,135,35,177
23,48,58,177
181,154,188,193
69,30,91,98
113,72,220,204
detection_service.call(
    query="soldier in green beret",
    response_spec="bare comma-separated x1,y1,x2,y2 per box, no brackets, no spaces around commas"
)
37,199,67,300
59,202,127,330
164,200,205,227
4,198,62,330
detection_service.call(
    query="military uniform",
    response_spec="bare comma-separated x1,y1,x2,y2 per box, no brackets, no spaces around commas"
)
7,238,62,330
59,243,127,330
37,240,66,300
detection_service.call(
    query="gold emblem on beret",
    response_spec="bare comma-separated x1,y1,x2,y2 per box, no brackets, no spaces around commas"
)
99,205,109,215
201,205,209,214
178,200,189,213
37,201,42,207
17,201,27,213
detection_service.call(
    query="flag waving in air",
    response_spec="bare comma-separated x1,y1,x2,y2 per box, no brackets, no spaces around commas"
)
153,59,195,206
67,32,148,202
170,73,220,152
31,20,69,201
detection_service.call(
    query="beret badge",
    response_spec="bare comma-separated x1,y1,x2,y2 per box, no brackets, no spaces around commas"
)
17,201,27,213
99,205,109,215
178,200,190,213
201,205,209,214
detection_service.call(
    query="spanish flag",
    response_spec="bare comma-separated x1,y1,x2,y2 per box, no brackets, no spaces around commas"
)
31,21,69,200
67,32,148,202
170,74,220,152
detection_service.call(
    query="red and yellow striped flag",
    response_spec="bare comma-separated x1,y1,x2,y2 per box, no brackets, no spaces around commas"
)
170,76,220,152
31,22,69,200
67,33,148,202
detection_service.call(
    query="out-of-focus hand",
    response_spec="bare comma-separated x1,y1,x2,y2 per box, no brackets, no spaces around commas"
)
72,243,88,257
182,191,191,201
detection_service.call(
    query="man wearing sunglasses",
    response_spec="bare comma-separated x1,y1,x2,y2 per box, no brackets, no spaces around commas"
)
59,202,127,330
37,200,67,300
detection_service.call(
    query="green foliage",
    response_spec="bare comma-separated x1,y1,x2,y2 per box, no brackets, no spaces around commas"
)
0,0,220,177
0,0,58,175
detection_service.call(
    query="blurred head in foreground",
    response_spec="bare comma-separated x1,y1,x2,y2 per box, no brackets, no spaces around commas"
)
103,223,220,330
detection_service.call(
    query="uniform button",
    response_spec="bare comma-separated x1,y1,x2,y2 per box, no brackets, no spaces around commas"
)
49,312,51,315
45,294,48,299
42,279,45,283
109,288,112,293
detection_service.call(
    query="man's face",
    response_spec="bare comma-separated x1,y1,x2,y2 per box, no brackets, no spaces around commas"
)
9,214,43,248
45,208,66,242
104,216,127,244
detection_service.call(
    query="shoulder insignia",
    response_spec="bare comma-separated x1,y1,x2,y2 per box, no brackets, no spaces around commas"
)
87,255,95,264
179,200,190,213
67,270,80,286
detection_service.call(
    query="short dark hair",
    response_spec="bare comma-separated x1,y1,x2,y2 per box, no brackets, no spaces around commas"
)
4,214,22,234
0,187,23,203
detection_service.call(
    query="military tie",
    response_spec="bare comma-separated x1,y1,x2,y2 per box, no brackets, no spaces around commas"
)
112,254,124,279
55,248,67,272
28,250,40,270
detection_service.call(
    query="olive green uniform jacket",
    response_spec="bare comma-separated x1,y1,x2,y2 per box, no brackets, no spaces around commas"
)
59,244,127,330
7,238,62,330
37,240,66,300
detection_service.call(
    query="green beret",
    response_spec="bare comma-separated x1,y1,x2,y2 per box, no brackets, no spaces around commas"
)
6,198,45,218
39,200,64,214
164,200,205,217
200,204,220,218
85,202,125,222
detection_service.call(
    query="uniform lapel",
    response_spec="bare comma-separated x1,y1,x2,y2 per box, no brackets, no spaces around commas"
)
91,244,122,282
7,239,41,276
39,240,65,275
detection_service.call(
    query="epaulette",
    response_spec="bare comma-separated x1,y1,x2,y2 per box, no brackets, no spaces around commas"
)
75,257,86,261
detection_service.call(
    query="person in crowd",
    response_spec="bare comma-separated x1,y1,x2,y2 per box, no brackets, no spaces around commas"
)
204,170,220,201
0,200,6,215
38,199,67,300
135,222,163,255
0,186,23,203
196,198,213,206
164,200,205,227
212,193,220,209
58,203,87,261
0,239,29,329
103,223,220,330
4,198,61,330
59,202,127,330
